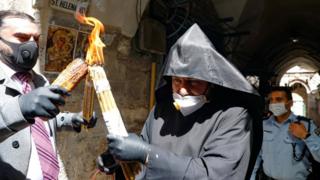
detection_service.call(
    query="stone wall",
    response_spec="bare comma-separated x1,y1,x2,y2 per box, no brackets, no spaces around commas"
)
308,92,320,126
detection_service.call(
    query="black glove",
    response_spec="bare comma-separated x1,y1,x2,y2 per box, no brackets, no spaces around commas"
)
83,112,98,129
18,85,69,121
96,150,120,174
70,112,98,132
107,133,151,163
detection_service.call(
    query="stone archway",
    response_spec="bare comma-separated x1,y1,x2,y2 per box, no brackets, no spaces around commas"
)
289,79,310,93
292,92,306,116
273,55,320,85
274,54,320,121
290,82,308,116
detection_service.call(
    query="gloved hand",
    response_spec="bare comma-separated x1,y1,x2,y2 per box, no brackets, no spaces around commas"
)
18,85,69,121
96,150,120,174
70,112,98,132
107,133,151,164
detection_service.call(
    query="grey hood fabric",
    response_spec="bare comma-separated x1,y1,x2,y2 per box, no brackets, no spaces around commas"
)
156,23,259,100
154,23,263,180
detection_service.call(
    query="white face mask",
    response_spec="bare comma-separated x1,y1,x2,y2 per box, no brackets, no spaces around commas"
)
172,92,207,116
269,103,288,116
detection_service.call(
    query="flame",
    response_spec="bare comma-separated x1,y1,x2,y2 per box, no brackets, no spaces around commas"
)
76,12,105,65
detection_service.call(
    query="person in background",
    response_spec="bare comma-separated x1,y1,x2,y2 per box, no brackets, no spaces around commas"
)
0,10,96,180
97,23,263,180
250,86,320,180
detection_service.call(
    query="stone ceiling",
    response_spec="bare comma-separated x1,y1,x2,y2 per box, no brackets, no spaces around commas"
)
150,0,320,79
212,0,320,75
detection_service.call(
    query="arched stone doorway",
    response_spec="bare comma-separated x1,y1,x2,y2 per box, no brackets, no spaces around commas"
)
292,92,306,116
275,55,320,123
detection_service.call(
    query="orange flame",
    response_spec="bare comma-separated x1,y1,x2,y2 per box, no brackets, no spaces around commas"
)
76,13,105,65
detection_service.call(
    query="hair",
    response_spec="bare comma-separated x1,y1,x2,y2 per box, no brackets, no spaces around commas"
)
0,10,35,28
269,86,293,100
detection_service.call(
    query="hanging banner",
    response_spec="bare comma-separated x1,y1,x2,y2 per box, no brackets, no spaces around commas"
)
50,0,89,14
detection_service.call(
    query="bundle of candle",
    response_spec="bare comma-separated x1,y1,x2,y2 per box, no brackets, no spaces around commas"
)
89,66,142,179
52,58,88,92
82,74,95,122
88,66,127,136
76,12,140,179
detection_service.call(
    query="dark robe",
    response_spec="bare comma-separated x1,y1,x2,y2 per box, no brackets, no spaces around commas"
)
139,95,252,179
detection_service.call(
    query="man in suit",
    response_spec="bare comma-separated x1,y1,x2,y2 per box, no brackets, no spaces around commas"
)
0,10,96,180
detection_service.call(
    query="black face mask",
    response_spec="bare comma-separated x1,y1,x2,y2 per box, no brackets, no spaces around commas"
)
0,37,39,71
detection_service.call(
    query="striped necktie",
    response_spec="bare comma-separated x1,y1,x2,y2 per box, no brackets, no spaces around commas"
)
14,72,60,180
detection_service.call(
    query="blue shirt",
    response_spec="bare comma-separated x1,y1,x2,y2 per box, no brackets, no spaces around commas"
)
251,113,320,180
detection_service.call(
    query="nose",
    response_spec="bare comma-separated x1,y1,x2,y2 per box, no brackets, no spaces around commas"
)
30,36,39,46
178,87,189,96
29,35,39,43
176,80,191,96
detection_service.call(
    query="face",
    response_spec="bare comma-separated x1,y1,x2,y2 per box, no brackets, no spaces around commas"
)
0,17,40,71
0,17,39,52
268,90,293,110
172,76,209,96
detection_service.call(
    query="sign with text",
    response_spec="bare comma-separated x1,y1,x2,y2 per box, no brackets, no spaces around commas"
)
50,0,89,14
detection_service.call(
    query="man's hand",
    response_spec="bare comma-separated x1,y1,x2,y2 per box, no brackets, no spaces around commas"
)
107,133,151,163
70,112,98,132
18,85,69,121
289,122,309,139
96,150,119,174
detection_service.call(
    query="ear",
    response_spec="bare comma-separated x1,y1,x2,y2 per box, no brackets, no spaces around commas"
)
204,84,214,101
287,100,293,108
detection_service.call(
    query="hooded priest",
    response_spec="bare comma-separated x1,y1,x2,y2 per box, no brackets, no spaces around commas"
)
98,24,263,180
